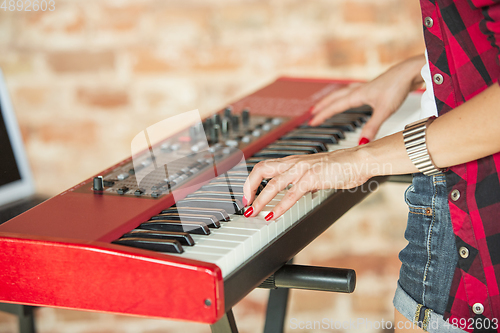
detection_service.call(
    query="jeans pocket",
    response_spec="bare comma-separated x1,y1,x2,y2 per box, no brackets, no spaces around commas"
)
405,183,433,216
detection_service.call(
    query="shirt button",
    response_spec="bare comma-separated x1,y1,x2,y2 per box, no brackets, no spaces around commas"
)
451,189,460,201
433,73,444,85
472,303,484,315
459,246,469,259
424,17,434,28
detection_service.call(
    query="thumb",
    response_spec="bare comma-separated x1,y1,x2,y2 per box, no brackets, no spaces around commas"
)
358,113,386,142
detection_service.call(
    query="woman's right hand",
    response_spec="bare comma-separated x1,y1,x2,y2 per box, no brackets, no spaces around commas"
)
309,54,426,142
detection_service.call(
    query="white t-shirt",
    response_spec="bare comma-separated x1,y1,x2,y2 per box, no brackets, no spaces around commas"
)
420,50,439,118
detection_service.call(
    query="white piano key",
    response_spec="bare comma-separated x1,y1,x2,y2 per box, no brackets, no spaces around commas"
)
312,191,322,208
193,233,252,259
297,196,307,220
211,228,259,259
303,192,313,214
222,217,271,244
169,252,229,277
190,237,245,263
183,246,236,273
259,203,285,236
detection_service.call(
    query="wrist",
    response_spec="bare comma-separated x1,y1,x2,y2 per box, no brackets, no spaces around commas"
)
353,132,420,177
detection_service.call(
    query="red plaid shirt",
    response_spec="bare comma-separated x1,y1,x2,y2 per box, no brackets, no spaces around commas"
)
420,0,500,331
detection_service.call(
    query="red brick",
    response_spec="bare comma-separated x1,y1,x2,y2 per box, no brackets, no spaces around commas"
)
378,40,426,65
100,4,146,31
15,87,48,106
310,254,401,276
344,1,400,25
324,39,366,67
352,294,392,315
132,49,172,73
77,88,129,109
55,308,102,322
189,47,243,71
38,120,97,145
344,2,378,24
0,54,34,75
65,13,85,33
46,51,115,73
289,289,336,313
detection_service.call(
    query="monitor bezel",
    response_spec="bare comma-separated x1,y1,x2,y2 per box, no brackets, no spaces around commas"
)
0,68,35,205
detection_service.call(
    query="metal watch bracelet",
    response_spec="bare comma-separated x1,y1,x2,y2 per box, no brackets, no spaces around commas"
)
403,116,443,176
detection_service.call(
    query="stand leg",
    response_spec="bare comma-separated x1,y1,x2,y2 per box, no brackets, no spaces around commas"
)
210,309,238,333
0,303,36,333
263,288,290,333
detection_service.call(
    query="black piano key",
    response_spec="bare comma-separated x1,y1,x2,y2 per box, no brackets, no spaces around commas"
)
176,197,244,215
201,182,244,193
309,122,356,132
186,191,244,202
281,133,338,144
122,229,195,246
344,105,373,115
265,144,320,154
246,157,268,163
151,213,221,228
225,170,250,177
293,128,345,140
340,112,370,123
140,220,211,235
273,140,328,152
325,117,361,128
163,207,230,222
253,149,310,158
232,162,258,172
112,237,184,254
211,176,248,183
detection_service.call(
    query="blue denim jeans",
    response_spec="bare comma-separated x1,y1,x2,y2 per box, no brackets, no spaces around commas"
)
393,173,464,332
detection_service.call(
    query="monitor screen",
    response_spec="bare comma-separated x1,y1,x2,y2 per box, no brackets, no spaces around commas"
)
0,103,21,187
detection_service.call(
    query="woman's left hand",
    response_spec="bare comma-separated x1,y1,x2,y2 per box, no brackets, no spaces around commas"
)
242,147,375,220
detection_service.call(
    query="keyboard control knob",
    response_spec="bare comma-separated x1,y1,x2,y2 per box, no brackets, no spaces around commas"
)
93,176,104,192
221,118,231,137
242,108,250,126
213,114,222,127
232,115,240,131
224,106,233,119
210,125,220,144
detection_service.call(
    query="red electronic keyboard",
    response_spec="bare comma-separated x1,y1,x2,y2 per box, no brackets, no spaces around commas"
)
0,77,419,333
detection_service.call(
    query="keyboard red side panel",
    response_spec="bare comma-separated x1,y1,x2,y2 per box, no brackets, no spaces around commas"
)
0,234,224,324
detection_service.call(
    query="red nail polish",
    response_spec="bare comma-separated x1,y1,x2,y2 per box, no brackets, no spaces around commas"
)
242,196,248,207
264,212,274,221
244,206,254,218
358,137,370,145
308,106,315,114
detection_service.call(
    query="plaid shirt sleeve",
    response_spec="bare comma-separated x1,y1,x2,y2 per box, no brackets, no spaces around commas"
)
469,0,500,83
419,1,500,332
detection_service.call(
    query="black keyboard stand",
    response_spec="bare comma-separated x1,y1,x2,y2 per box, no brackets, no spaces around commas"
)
0,303,36,333
210,263,356,333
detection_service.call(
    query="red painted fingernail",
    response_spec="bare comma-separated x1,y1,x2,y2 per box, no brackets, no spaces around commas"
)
308,106,315,114
244,206,254,218
264,212,274,221
358,137,370,145
242,196,248,207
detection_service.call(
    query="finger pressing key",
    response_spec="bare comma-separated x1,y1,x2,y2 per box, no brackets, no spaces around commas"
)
263,171,317,221
243,159,294,206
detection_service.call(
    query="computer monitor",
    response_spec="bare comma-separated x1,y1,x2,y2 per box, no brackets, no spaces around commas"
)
0,68,35,205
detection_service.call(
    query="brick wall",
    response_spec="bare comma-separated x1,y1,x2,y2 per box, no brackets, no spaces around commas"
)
0,0,424,332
